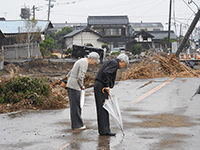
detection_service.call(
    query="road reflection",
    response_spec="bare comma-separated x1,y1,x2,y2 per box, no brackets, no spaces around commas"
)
97,136,110,150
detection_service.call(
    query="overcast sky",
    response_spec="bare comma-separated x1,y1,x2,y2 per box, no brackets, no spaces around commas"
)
1,0,200,34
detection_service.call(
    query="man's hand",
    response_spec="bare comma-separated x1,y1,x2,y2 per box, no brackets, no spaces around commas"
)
102,87,110,96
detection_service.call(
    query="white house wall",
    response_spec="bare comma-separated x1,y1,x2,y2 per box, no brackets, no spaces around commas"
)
65,38,73,49
73,32,104,48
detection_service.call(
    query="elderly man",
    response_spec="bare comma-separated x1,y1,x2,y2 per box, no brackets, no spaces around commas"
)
94,53,129,136
67,52,100,130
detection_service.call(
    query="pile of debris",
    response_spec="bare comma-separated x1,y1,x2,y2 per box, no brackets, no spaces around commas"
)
122,53,200,80
0,72,96,113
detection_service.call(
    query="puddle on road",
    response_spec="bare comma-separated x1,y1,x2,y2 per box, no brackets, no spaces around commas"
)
137,131,191,150
124,114,196,128
151,139,182,150
148,133,190,150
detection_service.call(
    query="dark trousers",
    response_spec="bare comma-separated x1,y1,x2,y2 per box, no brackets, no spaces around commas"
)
67,88,84,129
94,80,110,135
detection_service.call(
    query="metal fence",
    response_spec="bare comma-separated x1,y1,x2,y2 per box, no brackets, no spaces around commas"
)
2,43,42,59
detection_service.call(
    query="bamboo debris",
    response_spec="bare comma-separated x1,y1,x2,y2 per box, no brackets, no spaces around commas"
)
123,53,200,80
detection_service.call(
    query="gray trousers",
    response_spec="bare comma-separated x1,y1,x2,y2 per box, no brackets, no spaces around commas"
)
94,80,110,135
67,88,84,129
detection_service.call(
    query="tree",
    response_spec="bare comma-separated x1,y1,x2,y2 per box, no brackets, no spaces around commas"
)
53,27,72,49
18,18,41,57
130,44,142,55
102,44,109,50
161,37,168,52
39,35,55,58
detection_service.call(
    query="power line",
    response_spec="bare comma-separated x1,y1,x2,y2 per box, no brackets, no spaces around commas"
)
182,0,196,13
132,0,166,21
46,0,78,20
114,0,159,14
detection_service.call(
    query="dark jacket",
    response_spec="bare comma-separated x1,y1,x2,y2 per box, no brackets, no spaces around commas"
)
95,59,120,88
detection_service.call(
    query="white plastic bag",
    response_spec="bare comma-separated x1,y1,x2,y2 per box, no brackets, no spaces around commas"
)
80,90,85,108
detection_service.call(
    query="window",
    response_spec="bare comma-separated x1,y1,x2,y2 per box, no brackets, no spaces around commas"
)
143,37,148,41
104,28,122,36
153,29,160,31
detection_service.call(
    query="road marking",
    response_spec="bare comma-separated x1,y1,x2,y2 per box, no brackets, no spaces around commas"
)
59,140,76,150
132,77,176,103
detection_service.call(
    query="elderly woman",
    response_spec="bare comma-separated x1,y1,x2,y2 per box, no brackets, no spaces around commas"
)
67,52,100,130
94,53,129,136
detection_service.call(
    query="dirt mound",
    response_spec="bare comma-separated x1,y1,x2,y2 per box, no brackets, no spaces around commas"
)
2,59,73,75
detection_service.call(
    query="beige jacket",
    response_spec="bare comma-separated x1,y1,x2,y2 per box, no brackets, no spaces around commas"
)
66,58,88,91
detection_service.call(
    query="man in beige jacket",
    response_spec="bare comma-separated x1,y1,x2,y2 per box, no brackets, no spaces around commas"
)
66,52,100,130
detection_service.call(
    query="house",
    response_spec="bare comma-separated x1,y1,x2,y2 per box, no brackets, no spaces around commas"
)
130,22,164,32
51,22,87,33
132,30,177,50
0,20,53,46
87,15,133,50
63,26,105,49
132,30,154,49
0,19,53,59
149,30,177,50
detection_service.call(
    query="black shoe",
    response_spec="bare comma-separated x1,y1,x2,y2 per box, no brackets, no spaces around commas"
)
100,132,116,136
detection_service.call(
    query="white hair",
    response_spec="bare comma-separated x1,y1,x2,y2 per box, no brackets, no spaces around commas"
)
117,53,129,64
87,52,100,64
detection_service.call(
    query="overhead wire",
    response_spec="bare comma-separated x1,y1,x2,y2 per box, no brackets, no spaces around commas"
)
132,0,166,21
113,0,159,14
182,0,196,13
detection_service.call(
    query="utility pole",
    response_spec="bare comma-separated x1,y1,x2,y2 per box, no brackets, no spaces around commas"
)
175,9,200,57
167,0,172,49
32,5,41,19
47,0,51,21
32,5,36,19
179,23,182,43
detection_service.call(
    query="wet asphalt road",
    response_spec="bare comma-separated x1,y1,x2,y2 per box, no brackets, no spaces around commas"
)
1,77,200,150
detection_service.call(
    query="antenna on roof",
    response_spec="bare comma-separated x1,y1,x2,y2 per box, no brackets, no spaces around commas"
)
3,12,7,18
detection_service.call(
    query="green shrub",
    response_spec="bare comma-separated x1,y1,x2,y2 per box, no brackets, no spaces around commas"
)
65,48,72,55
111,52,120,55
50,54,58,59
0,76,49,104
65,53,71,58
102,44,109,50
